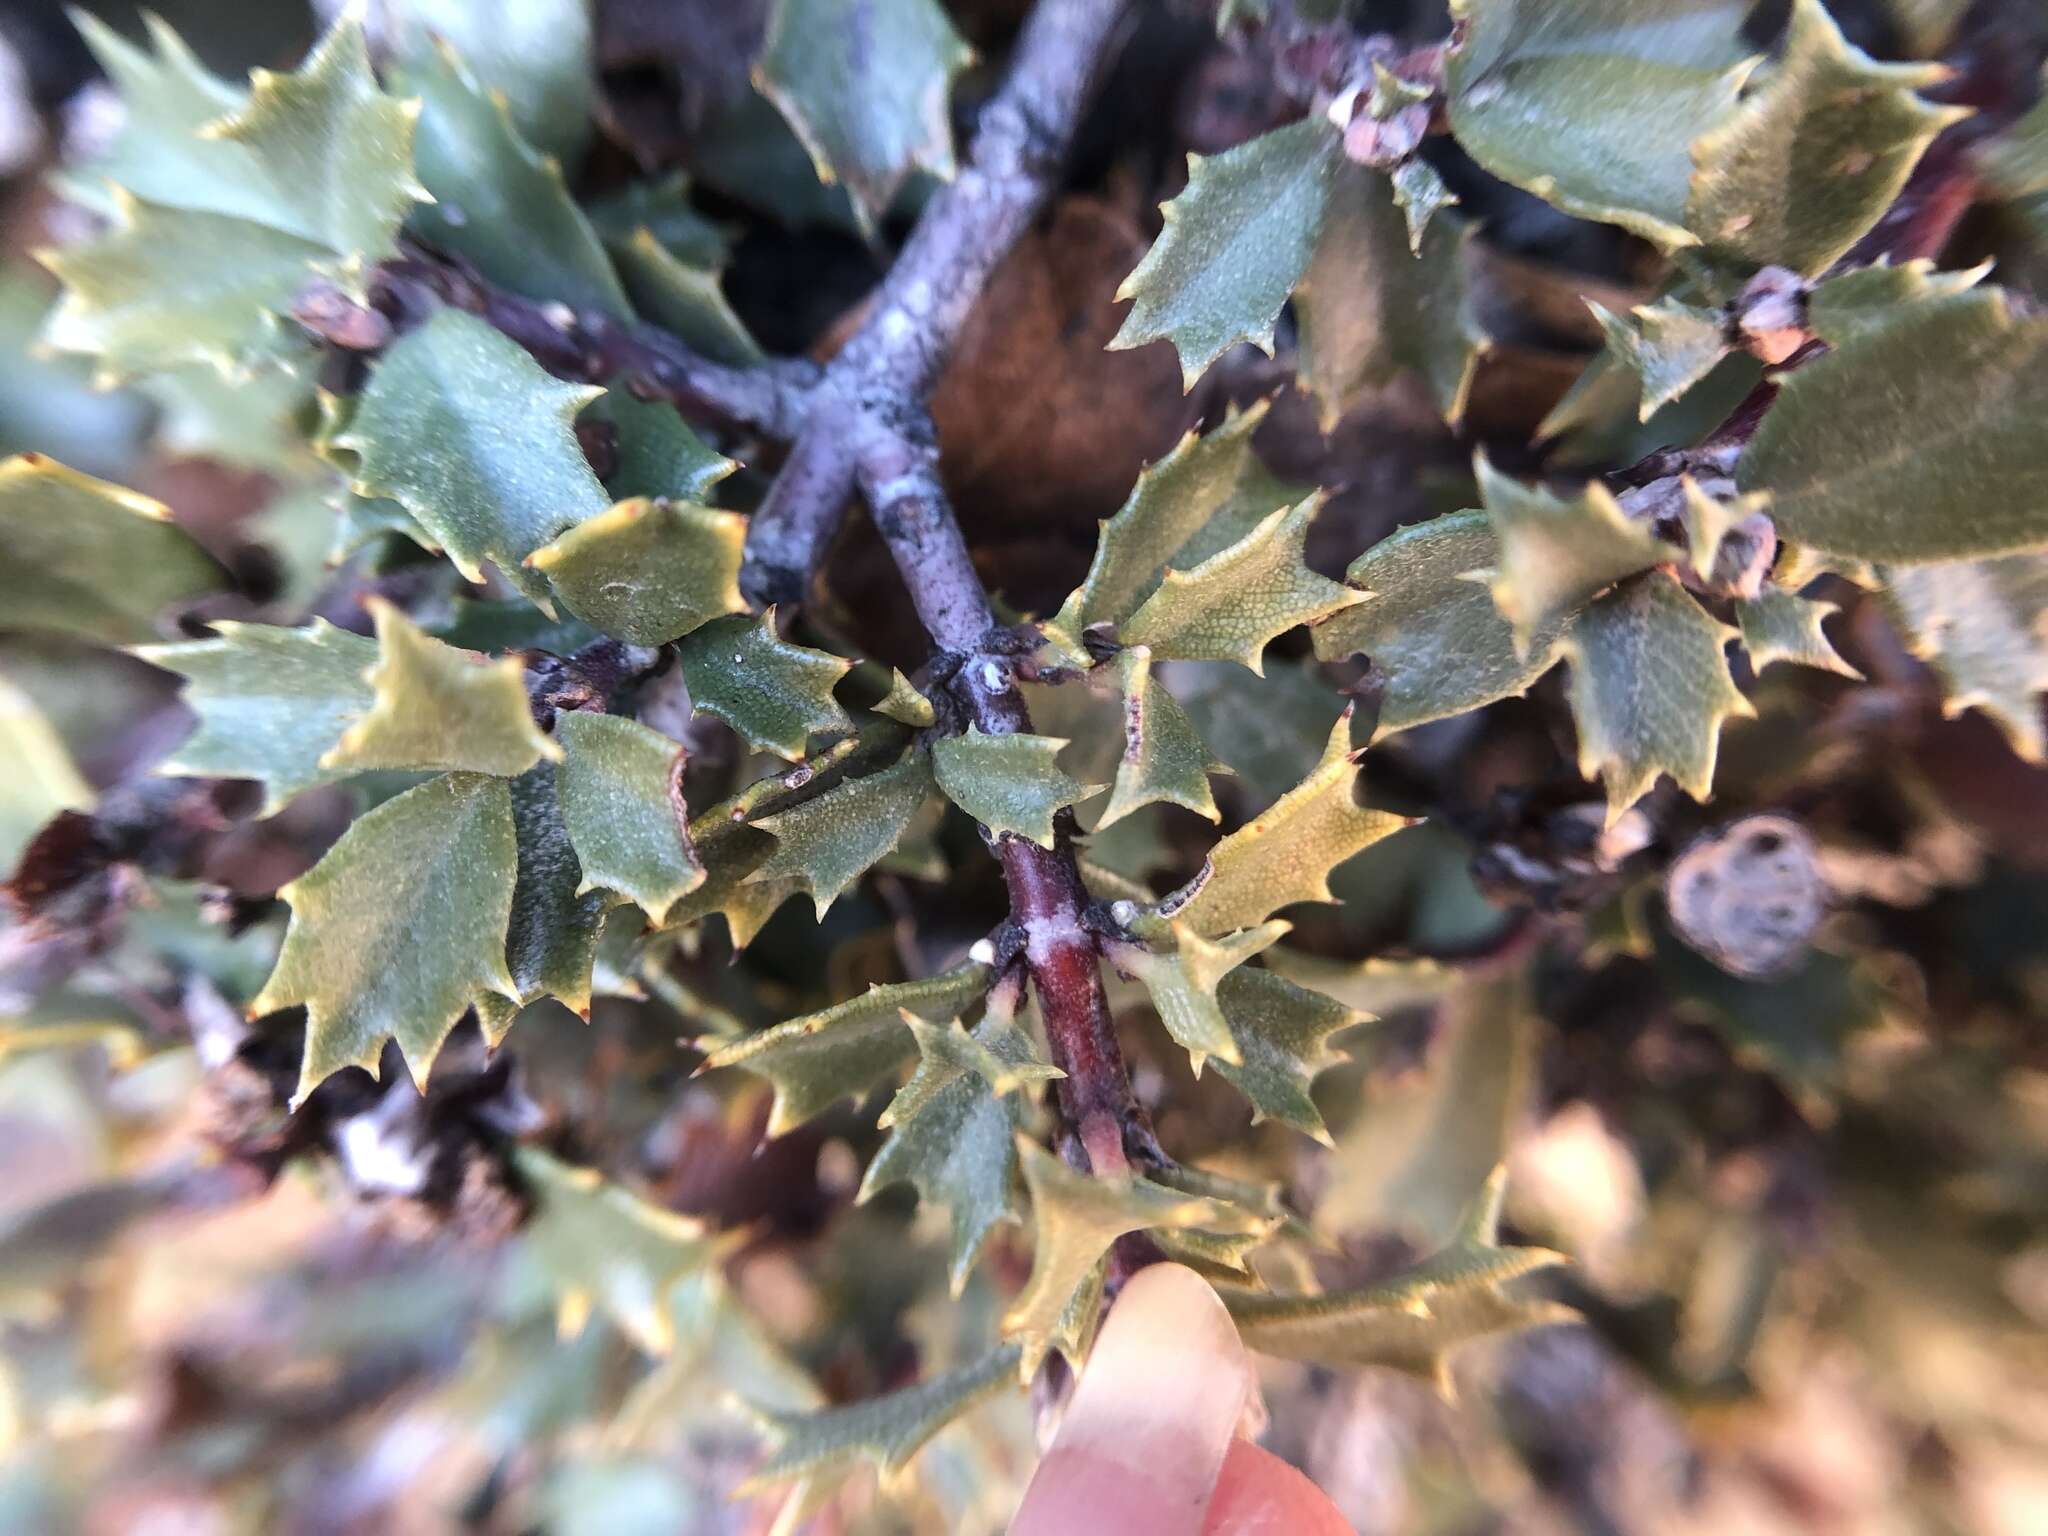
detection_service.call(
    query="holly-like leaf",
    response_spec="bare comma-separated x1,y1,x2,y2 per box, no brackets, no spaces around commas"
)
931,729,1100,849
1737,587,1859,677
1048,402,1281,652
1122,497,1365,672
515,1146,727,1355
39,197,325,382
1687,0,1961,276
1313,511,1569,737
1563,570,1753,819
338,308,608,598
1589,296,1731,422
1480,458,1671,652
136,619,377,815
698,964,992,1136
1296,160,1485,430
584,390,735,503
608,230,765,368
871,668,937,727
588,172,729,271
675,612,853,760
57,13,265,224
394,39,627,317
1882,553,2048,761
1803,257,1988,346
552,711,702,922
1210,968,1362,1146
1115,917,1290,1073
0,454,225,644
1739,285,2048,563
1226,1168,1571,1390
255,772,521,1105
742,1340,1022,1500
1110,119,1341,387
321,599,558,778
755,0,971,238
497,762,612,1026
1443,0,1751,247
748,747,935,915
1391,156,1460,252
384,0,596,163
1099,647,1223,828
527,497,748,645
1173,714,1408,938
203,10,425,264
1003,1140,1271,1377
859,1013,1061,1293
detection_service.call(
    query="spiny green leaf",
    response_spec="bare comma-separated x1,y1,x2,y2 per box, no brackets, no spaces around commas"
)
698,964,992,1136
742,1340,1022,1499
202,9,426,263
860,1013,1060,1293
1122,497,1364,672
384,0,596,163
57,12,265,224
584,390,734,503
1739,285,2048,563
1678,477,1773,582
749,747,936,916
515,1146,727,1356
1116,917,1289,1073
0,678,92,873
552,711,703,922
527,497,748,645
394,38,627,317
1003,1139,1271,1378
256,772,520,1105
1226,1168,1571,1390
1210,968,1362,1146
1173,713,1409,938
1803,257,1988,346
931,729,1100,849
1048,401,1281,651
675,612,853,760
1110,118,1341,387
1391,156,1461,252
0,453,224,644
1563,570,1753,820
1444,0,1751,247
1099,647,1223,828
608,229,764,368
321,599,558,778
1480,458,1671,652
1882,553,2048,761
1687,0,1961,276
1313,511,1569,737
1978,78,2048,200
872,668,937,727
1589,296,1731,422
39,195,325,383
1736,587,1859,678
1296,160,1486,430
338,308,607,597
135,618,377,816
756,0,970,238
499,762,613,1025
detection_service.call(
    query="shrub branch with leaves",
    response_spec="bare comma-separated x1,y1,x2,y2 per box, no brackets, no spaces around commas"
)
4,0,2048,1529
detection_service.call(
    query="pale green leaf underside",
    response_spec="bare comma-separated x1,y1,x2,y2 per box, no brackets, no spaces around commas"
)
1882,553,2048,761
136,619,377,816
528,497,748,646
1736,588,1859,678
1100,647,1223,827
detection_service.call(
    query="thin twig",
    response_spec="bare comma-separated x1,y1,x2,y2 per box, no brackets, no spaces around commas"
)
738,0,1135,605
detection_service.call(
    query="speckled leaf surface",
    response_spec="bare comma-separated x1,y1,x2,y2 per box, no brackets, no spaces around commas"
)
675,613,853,760
552,710,702,922
528,497,747,645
